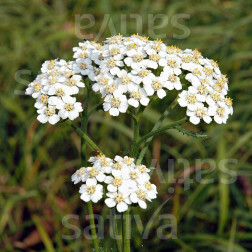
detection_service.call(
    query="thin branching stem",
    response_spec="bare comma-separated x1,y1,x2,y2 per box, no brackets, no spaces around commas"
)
111,208,122,252
132,117,188,159
136,97,178,164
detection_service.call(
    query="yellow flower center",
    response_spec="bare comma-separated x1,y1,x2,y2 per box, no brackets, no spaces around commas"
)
195,107,206,118
110,48,120,56
169,73,178,82
186,94,196,104
124,157,133,165
182,55,193,63
111,98,121,108
203,67,213,76
115,194,124,203
193,68,202,76
64,103,74,111
128,43,138,50
48,60,54,69
137,189,146,200
145,182,152,191
133,54,143,62
139,70,149,77
41,95,48,104
101,157,108,166
168,60,178,68
197,85,207,95
121,75,131,84
80,63,87,69
212,93,221,102
210,60,218,68
90,167,99,177
106,83,117,94
56,88,64,97
67,78,76,86
66,71,74,78
130,171,138,180
87,185,96,194
46,107,55,117
76,168,86,176
80,52,87,58
150,54,159,62
81,45,87,50
132,90,142,100
113,162,122,170
193,49,201,58
225,97,232,106
34,83,42,92
113,178,122,187
152,81,162,90
99,77,109,86
167,45,181,54
217,108,225,117
107,59,116,68
136,165,147,173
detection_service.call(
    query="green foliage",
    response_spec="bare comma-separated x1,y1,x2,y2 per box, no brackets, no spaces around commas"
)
0,0,252,251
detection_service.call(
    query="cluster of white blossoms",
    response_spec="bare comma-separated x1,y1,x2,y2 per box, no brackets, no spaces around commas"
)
71,154,157,212
25,59,85,124
73,34,233,123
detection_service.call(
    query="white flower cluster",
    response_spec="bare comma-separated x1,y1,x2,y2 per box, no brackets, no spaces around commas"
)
25,59,84,124
71,154,157,212
73,34,233,123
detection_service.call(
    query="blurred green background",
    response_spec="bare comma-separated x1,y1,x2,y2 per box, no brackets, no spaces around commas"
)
1,0,252,251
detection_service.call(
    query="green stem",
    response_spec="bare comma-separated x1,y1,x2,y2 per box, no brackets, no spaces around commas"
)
123,209,131,252
132,117,188,159
87,201,99,252
81,80,99,252
88,102,103,117
68,121,102,153
81,82,91,165
136,98,178,164
111,209,122,252
132,116,140,155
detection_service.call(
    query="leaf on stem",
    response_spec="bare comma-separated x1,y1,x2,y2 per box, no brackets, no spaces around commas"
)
175,126,208,139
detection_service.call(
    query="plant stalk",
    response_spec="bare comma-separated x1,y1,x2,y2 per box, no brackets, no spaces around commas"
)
123,209,131,252
87,201,99,252
132,117,188,159
81,81,99,252
136,98,178,164
111,209,122,252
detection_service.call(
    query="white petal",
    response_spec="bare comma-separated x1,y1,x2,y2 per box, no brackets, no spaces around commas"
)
108,184,117,192
37,114,48,123
128,98,139,108
190,116,200,125
48,115,60,125
80,193,91,202
139,200,147,209
130,193,138,203
203,115,212,124
157,89,166,99
109,108,119,116
117,202,128,212
214,115,222,124
105,198,116,208
86,178,97,186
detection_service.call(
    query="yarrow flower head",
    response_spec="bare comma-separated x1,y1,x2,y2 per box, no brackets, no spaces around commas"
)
26,34,233,126
72,34,233,124
25,59,85,124
71,154,158,212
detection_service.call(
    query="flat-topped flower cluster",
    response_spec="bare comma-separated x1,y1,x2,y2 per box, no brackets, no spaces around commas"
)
71,154,157,212
26,34,233,125
25,59,84,124
73,34,233,124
